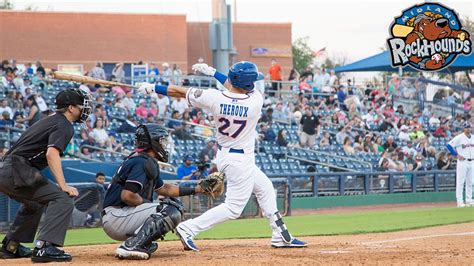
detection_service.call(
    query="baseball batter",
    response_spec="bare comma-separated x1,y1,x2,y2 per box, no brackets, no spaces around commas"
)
447,122,474,207
138,61,307,251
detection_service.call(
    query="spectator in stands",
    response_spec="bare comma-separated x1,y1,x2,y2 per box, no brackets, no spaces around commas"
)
288,68,300,83
395,105,405,115
373,136,385,154
300,106,320,148
122,91,136,111
319,132,332,147
268,58,282,97
417,137,436,158
145,113,156,123
156,94,169,117
379,117,396,132
117,115,137,133
437,152,453,170
114,96,126,110
276,129,289,147
429,114,441,128
171,97,188,115
398,125,411,141
95,172,106,187
161,63,172,85
16,95,41,127
135,99,149,119
89,118,109,148
111,63,125,83
353,135,365,152
335,126,348,145
199,138,217,162
89,62,106,80
413,153,430,171
0,99,13,119
177,155,201,180
149,101,158,117
383,136,398,150
273,102,287,121
172,64,182,85
0,111,14,130
328,70,338,88
35,61,46,78
434,124,449,138
259,122,276,141
343,137,355,155
336,86,346,106
409,125,425,141
260,108,273,125
148,62,160,76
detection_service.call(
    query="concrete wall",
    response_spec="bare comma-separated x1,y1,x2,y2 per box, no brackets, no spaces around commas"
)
1,11,292,76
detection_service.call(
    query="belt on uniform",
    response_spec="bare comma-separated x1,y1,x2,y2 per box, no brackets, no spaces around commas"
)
217,144,244,154
467,159,473,161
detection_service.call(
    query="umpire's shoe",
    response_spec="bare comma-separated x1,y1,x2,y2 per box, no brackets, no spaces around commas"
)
271,238,308,248
176,225,199,251
1,237,32,259
31,244,72,263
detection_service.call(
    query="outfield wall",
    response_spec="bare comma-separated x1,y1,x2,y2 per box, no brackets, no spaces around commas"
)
292,192,457,209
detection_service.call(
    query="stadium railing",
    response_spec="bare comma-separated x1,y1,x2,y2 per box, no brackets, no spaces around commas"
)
268,170,456,197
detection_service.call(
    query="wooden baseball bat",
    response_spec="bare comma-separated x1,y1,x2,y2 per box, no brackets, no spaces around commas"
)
52,71,136,88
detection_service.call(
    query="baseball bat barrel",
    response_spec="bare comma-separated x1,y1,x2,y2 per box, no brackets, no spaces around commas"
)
52,71,136,88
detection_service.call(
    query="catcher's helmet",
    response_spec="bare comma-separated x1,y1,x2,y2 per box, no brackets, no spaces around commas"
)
55,88,92,123
227,61,264,92
136,124,170,162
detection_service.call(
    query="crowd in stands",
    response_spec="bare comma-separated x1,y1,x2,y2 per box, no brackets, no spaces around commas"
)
0,58,472,175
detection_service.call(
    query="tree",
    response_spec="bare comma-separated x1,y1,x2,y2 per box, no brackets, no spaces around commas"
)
0,0,13,9
292,37,314,73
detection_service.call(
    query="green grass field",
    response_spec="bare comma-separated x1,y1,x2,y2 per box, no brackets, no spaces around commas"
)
7,206,470,247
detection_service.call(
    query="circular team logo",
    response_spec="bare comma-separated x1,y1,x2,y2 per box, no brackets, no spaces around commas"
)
387,2,472,71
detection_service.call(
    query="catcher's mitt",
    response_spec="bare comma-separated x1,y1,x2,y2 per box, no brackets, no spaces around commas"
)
198,171,225,199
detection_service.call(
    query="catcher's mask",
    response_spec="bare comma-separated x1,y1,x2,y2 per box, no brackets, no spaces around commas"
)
135,123,170,163
55,88,92,123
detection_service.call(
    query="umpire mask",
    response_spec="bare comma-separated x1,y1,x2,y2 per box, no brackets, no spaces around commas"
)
55,88,92,123
136,124,170,163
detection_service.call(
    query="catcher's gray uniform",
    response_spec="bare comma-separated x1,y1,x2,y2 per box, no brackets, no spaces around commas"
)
101,154,183,241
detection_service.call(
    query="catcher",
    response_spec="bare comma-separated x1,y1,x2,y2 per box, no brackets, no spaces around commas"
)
101,124,224,260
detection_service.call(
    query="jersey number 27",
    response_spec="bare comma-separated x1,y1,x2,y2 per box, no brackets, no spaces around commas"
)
218,118,247,138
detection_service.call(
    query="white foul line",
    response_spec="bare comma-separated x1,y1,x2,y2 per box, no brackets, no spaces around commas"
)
362,232,474,246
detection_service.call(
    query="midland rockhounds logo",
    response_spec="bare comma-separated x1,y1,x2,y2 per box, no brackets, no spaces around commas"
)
387,2,472,71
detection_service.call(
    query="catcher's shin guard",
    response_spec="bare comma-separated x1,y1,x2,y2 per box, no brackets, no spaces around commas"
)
273,212,292,243
123,200,184,253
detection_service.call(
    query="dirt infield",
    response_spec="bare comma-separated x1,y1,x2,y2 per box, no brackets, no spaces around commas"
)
4,221,473,265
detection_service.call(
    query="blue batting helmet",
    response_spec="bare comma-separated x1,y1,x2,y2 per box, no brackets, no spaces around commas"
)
228,61,264,91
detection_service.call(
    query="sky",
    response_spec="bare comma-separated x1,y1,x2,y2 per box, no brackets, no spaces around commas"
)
9,0,474,64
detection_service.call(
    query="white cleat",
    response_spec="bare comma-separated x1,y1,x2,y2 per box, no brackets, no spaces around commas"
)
457,202,466,208
115,245,150,260
271,238,308,248
465,202,474,207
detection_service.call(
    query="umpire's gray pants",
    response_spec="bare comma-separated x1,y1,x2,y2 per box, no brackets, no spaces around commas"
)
0,161,74,246
102,203,160,241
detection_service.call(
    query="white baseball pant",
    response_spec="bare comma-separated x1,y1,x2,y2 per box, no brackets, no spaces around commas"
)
456,160,473,204
179,149,282,240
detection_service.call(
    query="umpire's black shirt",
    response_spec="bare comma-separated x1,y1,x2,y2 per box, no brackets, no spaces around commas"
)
7,113,74,170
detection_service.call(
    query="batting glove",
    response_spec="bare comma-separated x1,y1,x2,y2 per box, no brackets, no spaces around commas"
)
137,82,155,95
192,63,216,76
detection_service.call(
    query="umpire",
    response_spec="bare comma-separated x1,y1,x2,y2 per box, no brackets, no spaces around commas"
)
0,88,92,263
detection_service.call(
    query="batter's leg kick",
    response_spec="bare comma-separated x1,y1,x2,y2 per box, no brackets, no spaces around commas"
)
115,198,184,260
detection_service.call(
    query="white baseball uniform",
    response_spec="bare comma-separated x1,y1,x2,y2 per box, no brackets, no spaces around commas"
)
448,132,474,204
178,87,284,241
